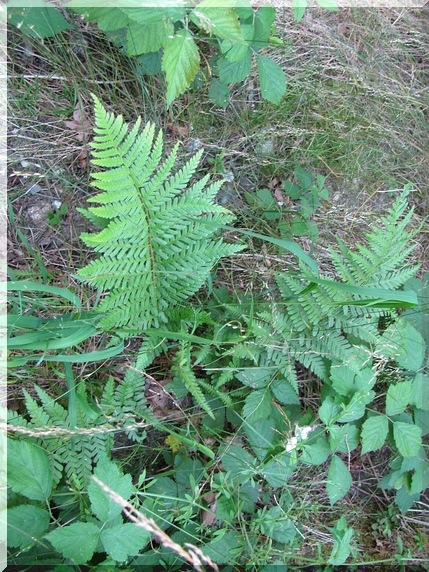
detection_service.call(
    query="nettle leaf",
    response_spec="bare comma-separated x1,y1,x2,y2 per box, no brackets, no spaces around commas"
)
88,456,133,523
46,522,100,565
8,0,72,39
361,415,389,454
242,388,272,422
386,381,413,416
101,523,151,562
393,421,422,458
7,505,50,550
218,49,252,84
257,55,286,105
162,29,200,107
8,439,53,501
326,455,352,505
191,0,243,42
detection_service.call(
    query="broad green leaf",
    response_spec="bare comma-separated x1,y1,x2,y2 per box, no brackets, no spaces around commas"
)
236,368,271,389
326,455,352,505
257,55,286,105
329,423,360,453
203,530,243,565
121,7,186,24
136,52,163,76
393,422,422,458
8,1,71,38
209,78,230,107
262,451,295,487
126,19,173,56
291,218,309,236
361,415,388,454
330,365,356,397
191,0,243,41
410,461,429,495
271,379,300,404
294,166,313,190
220,445,257,483
261,506,296,543
218,49,252,84
319,396,341,426
328,516,354,565
380,319,425,369
338,391,373,423
162,29,200,107
414,408,429,436
8,439,52,501
253,6,276,47
283,180,303,199
292,0,307,21
315,0,339,11
300,436,331,465
242,389,272,422
101,523,151,562
6,505,50,549
245,420,275,461
46,522,99,565
222,40,250,62
88,456,133,523
386,381,413,416
395,487,419,514
410,374,429,411
68,6,130,31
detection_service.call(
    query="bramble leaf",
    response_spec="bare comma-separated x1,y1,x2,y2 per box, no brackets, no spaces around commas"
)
393,421,422,458
361,415,388,454
257,55,286,104
46,522,100,565
162,30,200,107
8,439,52,501
326,455,352,504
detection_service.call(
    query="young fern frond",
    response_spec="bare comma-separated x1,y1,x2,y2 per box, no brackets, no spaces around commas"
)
78,96,243,335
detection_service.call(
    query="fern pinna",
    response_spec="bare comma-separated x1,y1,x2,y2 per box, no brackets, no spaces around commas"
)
78,96,243,335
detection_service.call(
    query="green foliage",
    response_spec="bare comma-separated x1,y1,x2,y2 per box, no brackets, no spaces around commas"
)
78,96,243,334
245,167,329,244
7,0,72,38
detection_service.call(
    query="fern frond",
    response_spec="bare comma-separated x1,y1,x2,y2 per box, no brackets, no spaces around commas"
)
78,96,243,334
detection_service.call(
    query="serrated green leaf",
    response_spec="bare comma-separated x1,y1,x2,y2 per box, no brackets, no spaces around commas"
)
220,445,257,483
162,29,200,107
410,461,429,495
236,368,271,389
126,19,173,56
6,505,50,549
395,486,419,514
301,436,331,465
46,522,99,565
386,381,413,416
68,6,130,31
101,523,151,562
8,1,71,39
328,516,354,565
261,506,296,543
257,55,286,105
393,421,422,458
329,423,360,453
88,457,133,523
218,49,252,84
262,451,295,487
381,319,425,370
8,439,52,501
292,0,307,21
361,415,388,454
209,78,230,107
191,0,243,41
294,166,313,190
222,39,250,62
271,379,300,404
242,389,272,422
326,455,352,505
253,6,276,48
203,530,243,565
245,420,275,461
410,374,429,411
283,180,303,199
319,396,341,426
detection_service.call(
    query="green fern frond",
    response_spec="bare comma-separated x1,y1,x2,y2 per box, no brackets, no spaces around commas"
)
78,96,244,335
